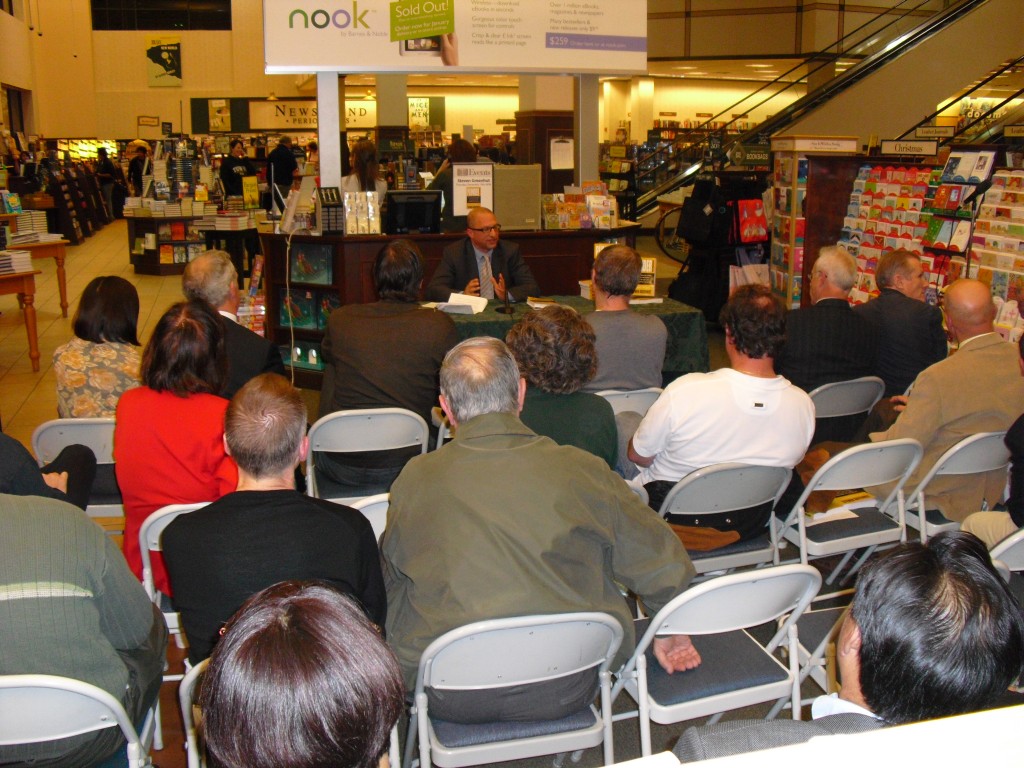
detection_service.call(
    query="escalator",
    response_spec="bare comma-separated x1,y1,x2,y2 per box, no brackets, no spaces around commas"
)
636,0,1021,217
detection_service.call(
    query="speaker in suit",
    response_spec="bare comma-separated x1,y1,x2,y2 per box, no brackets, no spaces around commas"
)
220,315,286,400
424,208,540,302
674,713,882,762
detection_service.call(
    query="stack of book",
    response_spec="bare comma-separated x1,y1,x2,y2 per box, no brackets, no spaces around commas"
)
15,211,49,233
215,212,252,230
0,250,32,274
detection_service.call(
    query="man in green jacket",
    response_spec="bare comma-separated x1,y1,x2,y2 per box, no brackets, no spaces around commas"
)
383,336,698,722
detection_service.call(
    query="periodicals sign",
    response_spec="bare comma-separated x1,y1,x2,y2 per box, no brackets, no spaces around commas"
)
263,0,647,75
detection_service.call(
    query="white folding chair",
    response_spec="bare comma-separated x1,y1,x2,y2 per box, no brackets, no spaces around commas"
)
406,612,623,768
657,463,792,575
350,493,389,542
0,674,156,768
139,502,209,749
306,408,429,505
179,658,209,768
774,439,923,588
807,376,885,419
906,431,1010,543
31,417,122,517
595,388,663,417
991,527,1024,605
611,564,821,756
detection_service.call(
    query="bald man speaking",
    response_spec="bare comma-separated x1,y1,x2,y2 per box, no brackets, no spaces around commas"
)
868,279,1024,521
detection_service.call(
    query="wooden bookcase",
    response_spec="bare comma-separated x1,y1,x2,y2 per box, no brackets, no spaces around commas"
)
45,170,85,245
127,216,206,276
770,136,861,308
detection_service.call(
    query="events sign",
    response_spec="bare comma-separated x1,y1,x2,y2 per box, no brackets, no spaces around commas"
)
263,0,647,74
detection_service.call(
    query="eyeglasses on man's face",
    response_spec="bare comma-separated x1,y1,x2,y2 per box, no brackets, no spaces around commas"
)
468,224,502,233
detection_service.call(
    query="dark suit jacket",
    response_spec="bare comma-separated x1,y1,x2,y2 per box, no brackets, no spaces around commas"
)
777,298,877,393
221,317,286,400
424,239,541,302
674,713,883,762
853,289,947,396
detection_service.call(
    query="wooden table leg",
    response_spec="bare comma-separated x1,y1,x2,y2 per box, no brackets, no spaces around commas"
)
22,292,40,372
54,252,68,318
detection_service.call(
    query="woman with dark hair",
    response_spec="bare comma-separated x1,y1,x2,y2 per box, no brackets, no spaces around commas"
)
506,305,618,469
54,275,142,418
201,581,405,768
429,138,477,232
114,300,238,594
342,139,388,198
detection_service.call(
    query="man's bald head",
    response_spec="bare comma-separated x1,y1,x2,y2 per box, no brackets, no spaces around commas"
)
945,279,995,340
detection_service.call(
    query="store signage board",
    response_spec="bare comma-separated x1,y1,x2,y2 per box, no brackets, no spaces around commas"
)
880,140,938,156
452,162,493,216
1006,125,1024,138
771,136,859,153
248,99,377,129
915,126,955,138
263,0,648,74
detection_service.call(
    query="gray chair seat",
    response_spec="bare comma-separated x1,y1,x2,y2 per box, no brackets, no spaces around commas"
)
802,508,900,544
431,707,597,748
644,630,788,706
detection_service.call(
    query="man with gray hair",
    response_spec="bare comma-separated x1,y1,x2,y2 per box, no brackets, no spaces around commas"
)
383,337,698,721
183,249,284,398
776,245,875,394
163,373,386,665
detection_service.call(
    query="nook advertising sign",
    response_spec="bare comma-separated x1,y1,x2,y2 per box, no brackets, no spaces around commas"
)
263,0,648,74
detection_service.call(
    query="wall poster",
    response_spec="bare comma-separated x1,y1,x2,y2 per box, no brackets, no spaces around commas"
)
146,36,183,87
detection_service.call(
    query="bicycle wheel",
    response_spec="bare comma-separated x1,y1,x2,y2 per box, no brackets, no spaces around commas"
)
655,206,690,264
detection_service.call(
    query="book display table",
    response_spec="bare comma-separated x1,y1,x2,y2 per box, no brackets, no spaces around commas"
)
0,270,42,371
21,240,71,317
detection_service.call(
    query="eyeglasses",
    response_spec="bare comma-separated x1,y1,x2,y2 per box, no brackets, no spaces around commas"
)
468,224,501,234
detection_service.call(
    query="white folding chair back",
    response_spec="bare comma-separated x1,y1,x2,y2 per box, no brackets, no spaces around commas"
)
306,408,429,504
776,439,922,586
139,502,209,749
594,388,663,417
0,674,154,767
612,564,821,756
906,431,1010,543
349,493,390,541
991,527,1024,571
31,417,122,517
410,612,623,768
657,464,792,573
807,376,884,419
179,658,209,768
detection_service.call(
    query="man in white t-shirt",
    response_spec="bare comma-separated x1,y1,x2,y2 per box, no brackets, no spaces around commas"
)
628,284,814,539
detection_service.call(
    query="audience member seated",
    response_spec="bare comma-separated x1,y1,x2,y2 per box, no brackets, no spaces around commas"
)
200,581,403,768
163,373,386,665
183,250,285,400
428,138,478,232
0,432,96,510
674,531,1024,761
776,245,875,393
341,139,389,198
868,279,1024,523
424,206,541,302
583,244,667,392
961,334,1024,547
383,337,698,716
627,284,814,545
0,493,168,767
54,275,141,418
318,240,458,492
115,300,238,596
506,305,617,468
853,248,947,396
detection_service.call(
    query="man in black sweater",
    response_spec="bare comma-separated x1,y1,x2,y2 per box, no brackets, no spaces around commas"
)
163,373,386,665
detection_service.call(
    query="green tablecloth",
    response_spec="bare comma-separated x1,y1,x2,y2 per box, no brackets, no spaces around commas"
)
443,295,709,380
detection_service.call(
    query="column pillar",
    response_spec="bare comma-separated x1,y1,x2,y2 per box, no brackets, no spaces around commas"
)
575,74,600,185
376,74,409,151
317,72,343,189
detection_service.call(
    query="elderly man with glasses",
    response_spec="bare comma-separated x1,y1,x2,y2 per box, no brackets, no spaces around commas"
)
425,206,541,302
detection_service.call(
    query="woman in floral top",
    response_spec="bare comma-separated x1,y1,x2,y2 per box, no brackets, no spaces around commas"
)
54,276,141,418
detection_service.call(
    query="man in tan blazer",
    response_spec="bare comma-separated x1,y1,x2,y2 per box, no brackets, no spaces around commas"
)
869,279,1024,521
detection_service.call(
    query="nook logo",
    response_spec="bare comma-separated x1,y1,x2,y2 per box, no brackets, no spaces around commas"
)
288,2,370,29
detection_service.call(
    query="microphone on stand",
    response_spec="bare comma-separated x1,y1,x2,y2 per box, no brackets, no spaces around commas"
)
962,178,993,207
495,272,514,315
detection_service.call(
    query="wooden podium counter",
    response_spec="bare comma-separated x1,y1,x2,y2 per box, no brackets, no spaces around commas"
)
259,227,638,387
